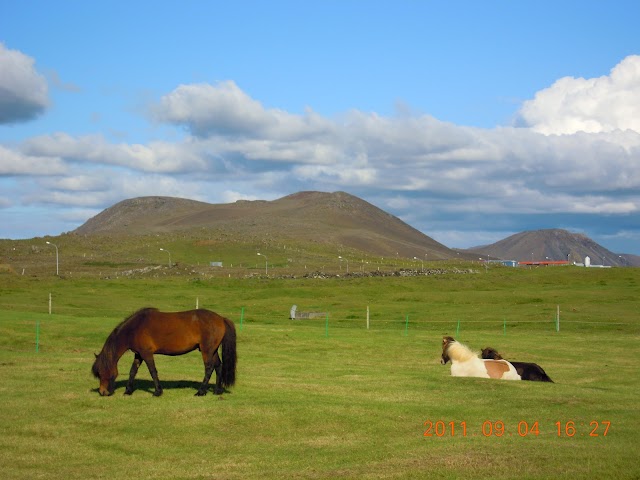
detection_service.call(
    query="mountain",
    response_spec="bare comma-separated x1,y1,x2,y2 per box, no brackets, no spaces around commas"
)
618,253,640,267
468,229,635,267
73,191,464,260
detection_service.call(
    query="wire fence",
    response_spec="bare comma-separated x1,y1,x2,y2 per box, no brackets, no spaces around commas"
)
2,294,635,350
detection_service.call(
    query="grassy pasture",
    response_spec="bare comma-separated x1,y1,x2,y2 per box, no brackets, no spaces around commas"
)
0,265,638,479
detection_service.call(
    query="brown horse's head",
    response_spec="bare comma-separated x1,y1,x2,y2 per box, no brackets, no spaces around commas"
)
441,336,456,365
481,347,503,360
92,352,118,396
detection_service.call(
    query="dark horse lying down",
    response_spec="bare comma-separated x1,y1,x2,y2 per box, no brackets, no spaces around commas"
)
92,307,237,396
481,347,553,382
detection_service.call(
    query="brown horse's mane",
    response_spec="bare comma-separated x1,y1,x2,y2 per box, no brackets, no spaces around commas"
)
92,307,158,377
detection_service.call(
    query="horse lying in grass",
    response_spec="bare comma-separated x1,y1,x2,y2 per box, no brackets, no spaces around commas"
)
441,336,521,380
92,307,237,396
481,347,553,383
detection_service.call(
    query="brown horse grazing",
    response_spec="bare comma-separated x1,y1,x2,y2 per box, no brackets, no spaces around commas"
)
481,347,553,383
92,308,237,396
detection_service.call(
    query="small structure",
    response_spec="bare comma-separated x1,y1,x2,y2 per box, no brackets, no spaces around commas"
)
487,260,518,267
210,261,223,267
289,305,326,320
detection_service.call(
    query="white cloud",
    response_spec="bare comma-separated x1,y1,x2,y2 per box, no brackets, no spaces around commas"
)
208,137,342,165
0,145,67,175
154,81,334,141
220,190,261,203
0,43,49,124
24,171,210,208
40,173,112,192
21,133,208,173
3,57,640,252
293,164,378,186
6,75,638,224
517,55,640,135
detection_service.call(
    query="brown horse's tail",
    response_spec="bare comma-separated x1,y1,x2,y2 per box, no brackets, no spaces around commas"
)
220,317,237,388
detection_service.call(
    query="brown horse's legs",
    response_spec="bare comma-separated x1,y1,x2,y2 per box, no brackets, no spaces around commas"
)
141,354,163,396
196,350,221,396
211,351,223,395
124,353,143,395
196,363,214,396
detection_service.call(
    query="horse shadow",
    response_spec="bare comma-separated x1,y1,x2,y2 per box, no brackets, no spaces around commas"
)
91,379,232,396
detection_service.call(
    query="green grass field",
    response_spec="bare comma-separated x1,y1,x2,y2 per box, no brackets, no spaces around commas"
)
0,265,638,479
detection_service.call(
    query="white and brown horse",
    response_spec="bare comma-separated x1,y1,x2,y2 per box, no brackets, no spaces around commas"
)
440,336,521,380
481,347,553,382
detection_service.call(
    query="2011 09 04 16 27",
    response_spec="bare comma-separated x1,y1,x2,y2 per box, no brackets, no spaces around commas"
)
422,420,611,438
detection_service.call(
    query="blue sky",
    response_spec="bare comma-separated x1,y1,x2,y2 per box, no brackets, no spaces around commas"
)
1,1,639,255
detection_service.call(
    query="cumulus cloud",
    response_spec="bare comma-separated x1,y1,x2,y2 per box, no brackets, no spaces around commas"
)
153,80,334,140
24,170,209,208
8,76,639,221
21,133,208,173
40,172,112,192
0,145,67,175
2,57,640,252
0,43,49,124
516,55,640,135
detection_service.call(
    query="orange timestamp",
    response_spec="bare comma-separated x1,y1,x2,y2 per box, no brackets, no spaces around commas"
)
423,420,611,438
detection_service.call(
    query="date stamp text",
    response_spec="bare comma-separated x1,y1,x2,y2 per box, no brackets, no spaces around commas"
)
423,420,611,438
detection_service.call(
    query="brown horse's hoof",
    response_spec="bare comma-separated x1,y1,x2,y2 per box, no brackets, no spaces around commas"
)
195,390,207,396
152,390,163,397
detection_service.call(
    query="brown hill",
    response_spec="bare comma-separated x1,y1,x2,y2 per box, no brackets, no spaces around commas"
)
468,229,633,267
74,191,462,260
621,253,640,267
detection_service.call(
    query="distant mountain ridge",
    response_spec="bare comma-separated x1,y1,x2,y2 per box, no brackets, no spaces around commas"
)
74,192,638,266
74,191,461,260
468,229,636,267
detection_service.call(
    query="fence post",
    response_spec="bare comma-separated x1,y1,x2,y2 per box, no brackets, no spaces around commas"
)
35,319,40,353
325,313,329,338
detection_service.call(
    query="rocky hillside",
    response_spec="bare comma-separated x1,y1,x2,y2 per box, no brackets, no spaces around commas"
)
73,191,464,260
468,229,635,267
